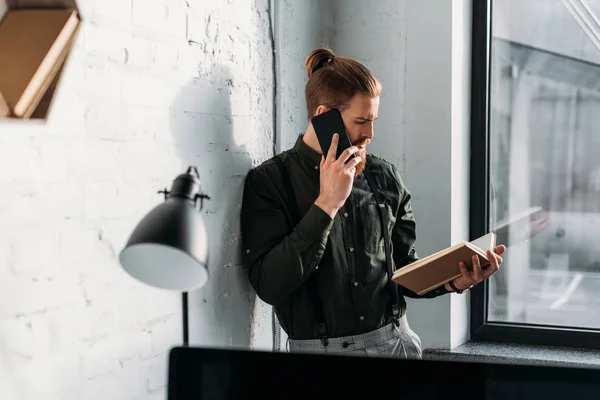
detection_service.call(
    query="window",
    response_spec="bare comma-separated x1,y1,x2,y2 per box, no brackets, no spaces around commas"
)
470,0,600,348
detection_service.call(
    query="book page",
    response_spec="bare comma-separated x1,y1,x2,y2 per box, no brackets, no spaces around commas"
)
469,232,496,252
0,91,9,117
0,2,7,21
493,206,543,230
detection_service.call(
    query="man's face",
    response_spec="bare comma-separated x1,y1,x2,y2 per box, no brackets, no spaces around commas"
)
339,94,379,175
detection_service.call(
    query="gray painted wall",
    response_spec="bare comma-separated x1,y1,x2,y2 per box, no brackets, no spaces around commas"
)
277,0,473,350
326,0,408,170
325,0,471,349
278,0,332,152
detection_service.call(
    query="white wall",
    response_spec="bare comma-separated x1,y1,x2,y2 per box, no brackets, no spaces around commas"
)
326,0,472,349
403,0,453,350
449,0,473,349
0,0,275,399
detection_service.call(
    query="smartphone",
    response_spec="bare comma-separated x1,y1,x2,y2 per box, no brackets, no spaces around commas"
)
311,108,354,161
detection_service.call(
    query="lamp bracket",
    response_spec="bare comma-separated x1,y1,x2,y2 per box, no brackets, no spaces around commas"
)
158,167,211,210
195,193,211,211
158,188,170,200
187,166,200,178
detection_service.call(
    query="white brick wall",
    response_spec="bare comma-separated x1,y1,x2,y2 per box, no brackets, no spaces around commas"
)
0,0,275,398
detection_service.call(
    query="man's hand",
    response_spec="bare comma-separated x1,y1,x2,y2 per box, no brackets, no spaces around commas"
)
446,245,507,292
314,133,361,218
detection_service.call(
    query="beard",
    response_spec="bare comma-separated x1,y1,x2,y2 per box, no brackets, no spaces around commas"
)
352,138,369,175
354,148,367,175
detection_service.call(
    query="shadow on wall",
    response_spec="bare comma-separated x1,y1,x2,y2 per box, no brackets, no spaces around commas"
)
169,64,256,349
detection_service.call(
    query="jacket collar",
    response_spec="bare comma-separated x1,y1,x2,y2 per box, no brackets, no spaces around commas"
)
293,134,322,169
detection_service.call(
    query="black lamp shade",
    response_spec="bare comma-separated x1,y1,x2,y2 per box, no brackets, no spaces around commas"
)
119,167,210,292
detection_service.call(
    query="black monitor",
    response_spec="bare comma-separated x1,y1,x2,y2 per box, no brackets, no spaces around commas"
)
167,346,600,399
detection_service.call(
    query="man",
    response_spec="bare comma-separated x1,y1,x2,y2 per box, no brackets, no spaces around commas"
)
240,48,505,358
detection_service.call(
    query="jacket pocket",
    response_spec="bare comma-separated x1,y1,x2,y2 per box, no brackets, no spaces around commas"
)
358,203,392,255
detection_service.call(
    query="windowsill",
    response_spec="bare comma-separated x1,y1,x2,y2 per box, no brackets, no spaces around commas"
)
423,341,600,369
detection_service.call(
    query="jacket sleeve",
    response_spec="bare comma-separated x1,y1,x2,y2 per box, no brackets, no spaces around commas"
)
390,165,449,299
240,167,334,306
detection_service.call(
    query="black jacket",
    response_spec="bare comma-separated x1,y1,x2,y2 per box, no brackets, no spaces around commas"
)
240,135,448,340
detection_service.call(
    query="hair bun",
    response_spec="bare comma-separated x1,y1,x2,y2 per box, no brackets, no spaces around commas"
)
305,48,336,78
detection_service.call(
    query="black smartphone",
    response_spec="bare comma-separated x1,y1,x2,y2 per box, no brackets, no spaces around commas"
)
311,108,354,161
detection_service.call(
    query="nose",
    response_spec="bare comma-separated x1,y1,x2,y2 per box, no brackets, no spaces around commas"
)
363,122,374,140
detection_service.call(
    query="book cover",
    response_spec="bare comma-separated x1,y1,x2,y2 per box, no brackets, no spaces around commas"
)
392,233,496,295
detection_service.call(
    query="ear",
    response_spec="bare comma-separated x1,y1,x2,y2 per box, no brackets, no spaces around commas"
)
314,104,331,116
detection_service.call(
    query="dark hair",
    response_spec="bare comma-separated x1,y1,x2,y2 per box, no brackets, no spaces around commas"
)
304,48,381,118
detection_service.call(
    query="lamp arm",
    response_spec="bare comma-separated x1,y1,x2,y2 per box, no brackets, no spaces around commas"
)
195,193,211,211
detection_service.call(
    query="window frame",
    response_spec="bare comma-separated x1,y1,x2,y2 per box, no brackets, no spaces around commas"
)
468,0,600,350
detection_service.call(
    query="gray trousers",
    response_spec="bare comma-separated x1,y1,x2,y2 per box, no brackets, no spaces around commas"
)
287,315,422,359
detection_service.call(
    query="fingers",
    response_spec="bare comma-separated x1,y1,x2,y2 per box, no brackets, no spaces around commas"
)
472,255,483,282
455,250,503,291
454,262,472,291
492,245,505,270
344,155,362,171
494,244,506,255
326,133,339,162
458,261,469,278
493,251,503,266
338,145,359,164
483,250,499,279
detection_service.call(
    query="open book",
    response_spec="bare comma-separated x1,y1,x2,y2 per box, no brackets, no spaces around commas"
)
392,233,497,295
